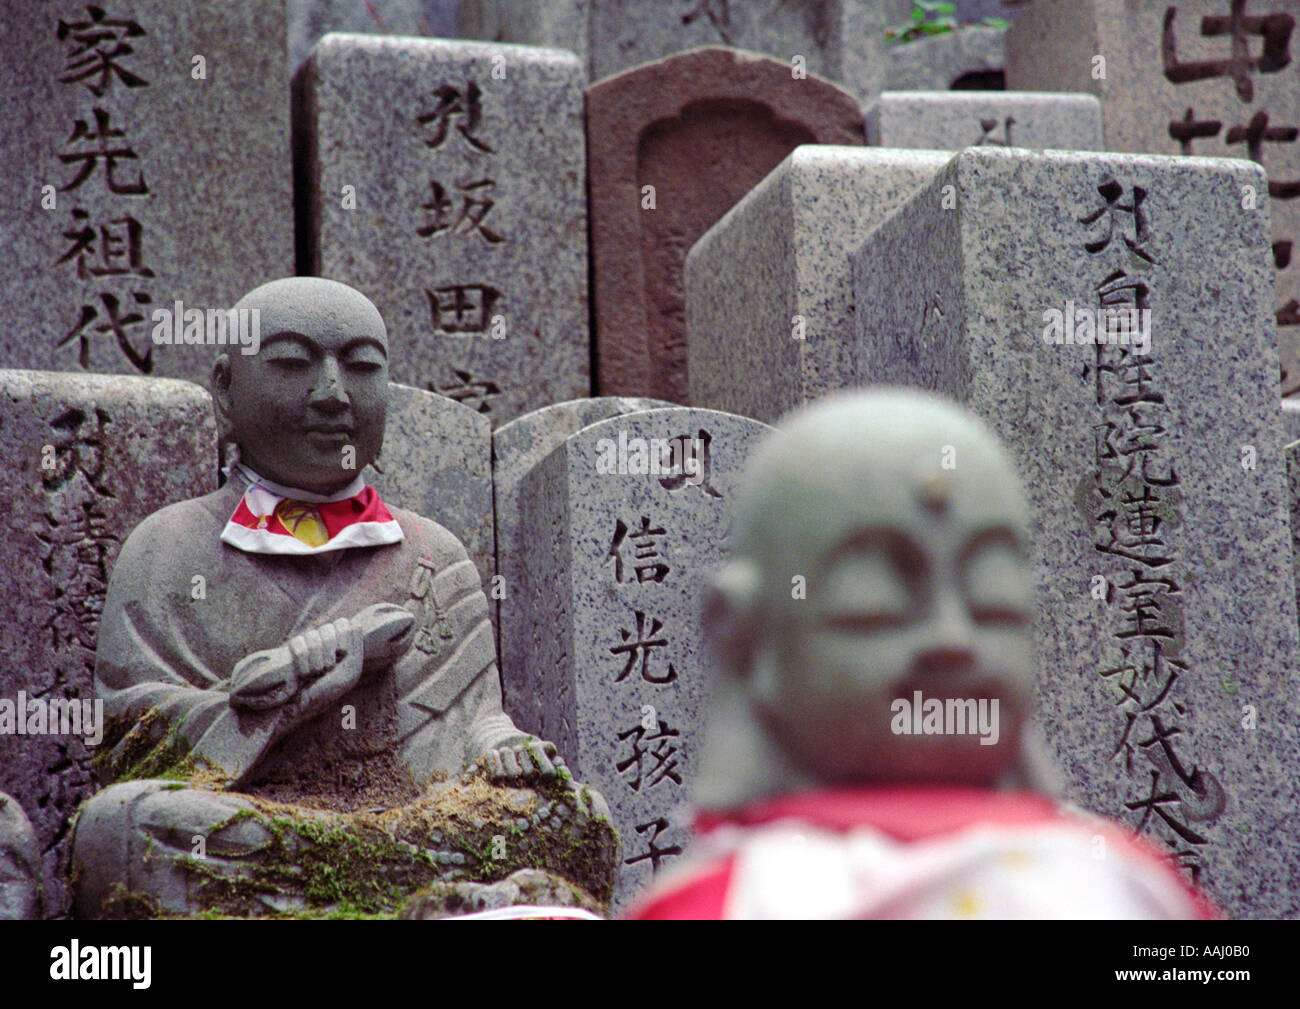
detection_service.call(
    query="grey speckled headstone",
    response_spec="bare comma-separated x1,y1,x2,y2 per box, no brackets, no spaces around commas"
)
1289,440,1300,647
458,0,886,101
364,381,494,592
0,370,217,917
885,26,1007,90
295,34,589,424
514,407,772,908
866,91,1102,151
686,145,949,424
1006,0,1300,396
0,2,292,385
851,147,1300,918
492,396,671,718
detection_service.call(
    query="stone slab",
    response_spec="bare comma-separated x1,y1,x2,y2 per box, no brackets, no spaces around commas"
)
0,1,293,385
458,0,885,101
885,25,1008,91
686,145,950,423
851,146,1300,918
514,407,772,908
588,46,866,403
0,370,217,917
364,381,494,593
294,33,590,424
1283,398,1300,442
492,396,671,716
866,91,1103,150
1006,0,1300,395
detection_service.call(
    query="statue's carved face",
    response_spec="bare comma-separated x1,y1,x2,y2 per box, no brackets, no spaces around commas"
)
217,279,389,496
740,395,1036,786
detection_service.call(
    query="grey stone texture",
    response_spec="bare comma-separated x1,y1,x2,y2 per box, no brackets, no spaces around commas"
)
365,381,495,592
1289,439,1300,646
458,0,886,101
513,407,772,907
0,370,218,917
851,147,1300,918
288,0,455,72
1006,0,1300,396
0,792,40,920
686,145,949,424
866,90,1103,151
1283,398,1300,443
885,26,1007,90
587,46,866,403
0,2,293,385
294,34,590,424
492,396,670,708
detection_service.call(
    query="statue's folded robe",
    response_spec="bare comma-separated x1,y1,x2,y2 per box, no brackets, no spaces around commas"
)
95,479,525,795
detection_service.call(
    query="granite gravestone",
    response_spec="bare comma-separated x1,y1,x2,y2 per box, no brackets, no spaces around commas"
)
866,91,1103,151
885,26,1008,91
492,396,670,703
851,147,1300,918
514,407,772,907
1006,0,1300,395
457,0,885,100
0,2,292,384
687,146,949,423
0,370,217,916
365,381,494,593
295,34,589,424
588,47,865,403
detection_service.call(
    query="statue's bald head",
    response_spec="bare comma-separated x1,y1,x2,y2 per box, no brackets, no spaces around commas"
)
214,277,390,495
705,389,1037,790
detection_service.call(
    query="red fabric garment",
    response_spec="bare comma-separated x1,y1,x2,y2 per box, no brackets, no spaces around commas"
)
627,786,1218,920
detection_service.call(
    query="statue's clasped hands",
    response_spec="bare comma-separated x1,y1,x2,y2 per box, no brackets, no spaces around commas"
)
228,603,415,726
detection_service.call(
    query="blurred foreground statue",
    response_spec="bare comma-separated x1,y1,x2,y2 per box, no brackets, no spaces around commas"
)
627,389,1214,919
71,278,615,919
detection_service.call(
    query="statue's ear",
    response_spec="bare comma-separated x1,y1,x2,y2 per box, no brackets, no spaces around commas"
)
211,353,233,440
703,558,763,678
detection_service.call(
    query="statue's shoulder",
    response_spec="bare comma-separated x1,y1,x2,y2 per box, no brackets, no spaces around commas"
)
387,505,471,563
115,485,238,570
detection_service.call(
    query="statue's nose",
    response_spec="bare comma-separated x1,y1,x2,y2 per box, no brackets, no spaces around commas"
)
912,592,977,677
309,359,348,410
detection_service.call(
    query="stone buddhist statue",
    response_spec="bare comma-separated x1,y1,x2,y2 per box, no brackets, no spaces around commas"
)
71,278,614,919
627,389,1214,919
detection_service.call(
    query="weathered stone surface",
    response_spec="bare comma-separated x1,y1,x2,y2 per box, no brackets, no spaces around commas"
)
1006,0,1300,395
288,0,450,72
492,396,671,702
0,2,292,384
0,370,217,916
76,770,617,918
851,147,1300,917
399,867,603,919
0,792,40,920
458,0,885,100
1283,398,1300,442
365,381,494,591
866,91,1103,150
588,47,866,402
885,26,1007,90
514,407,772,907
295,34,589,424
1289,439,1300,643
687,145,949,423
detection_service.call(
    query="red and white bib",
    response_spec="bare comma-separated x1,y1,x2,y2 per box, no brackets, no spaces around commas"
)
220,464,404,555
